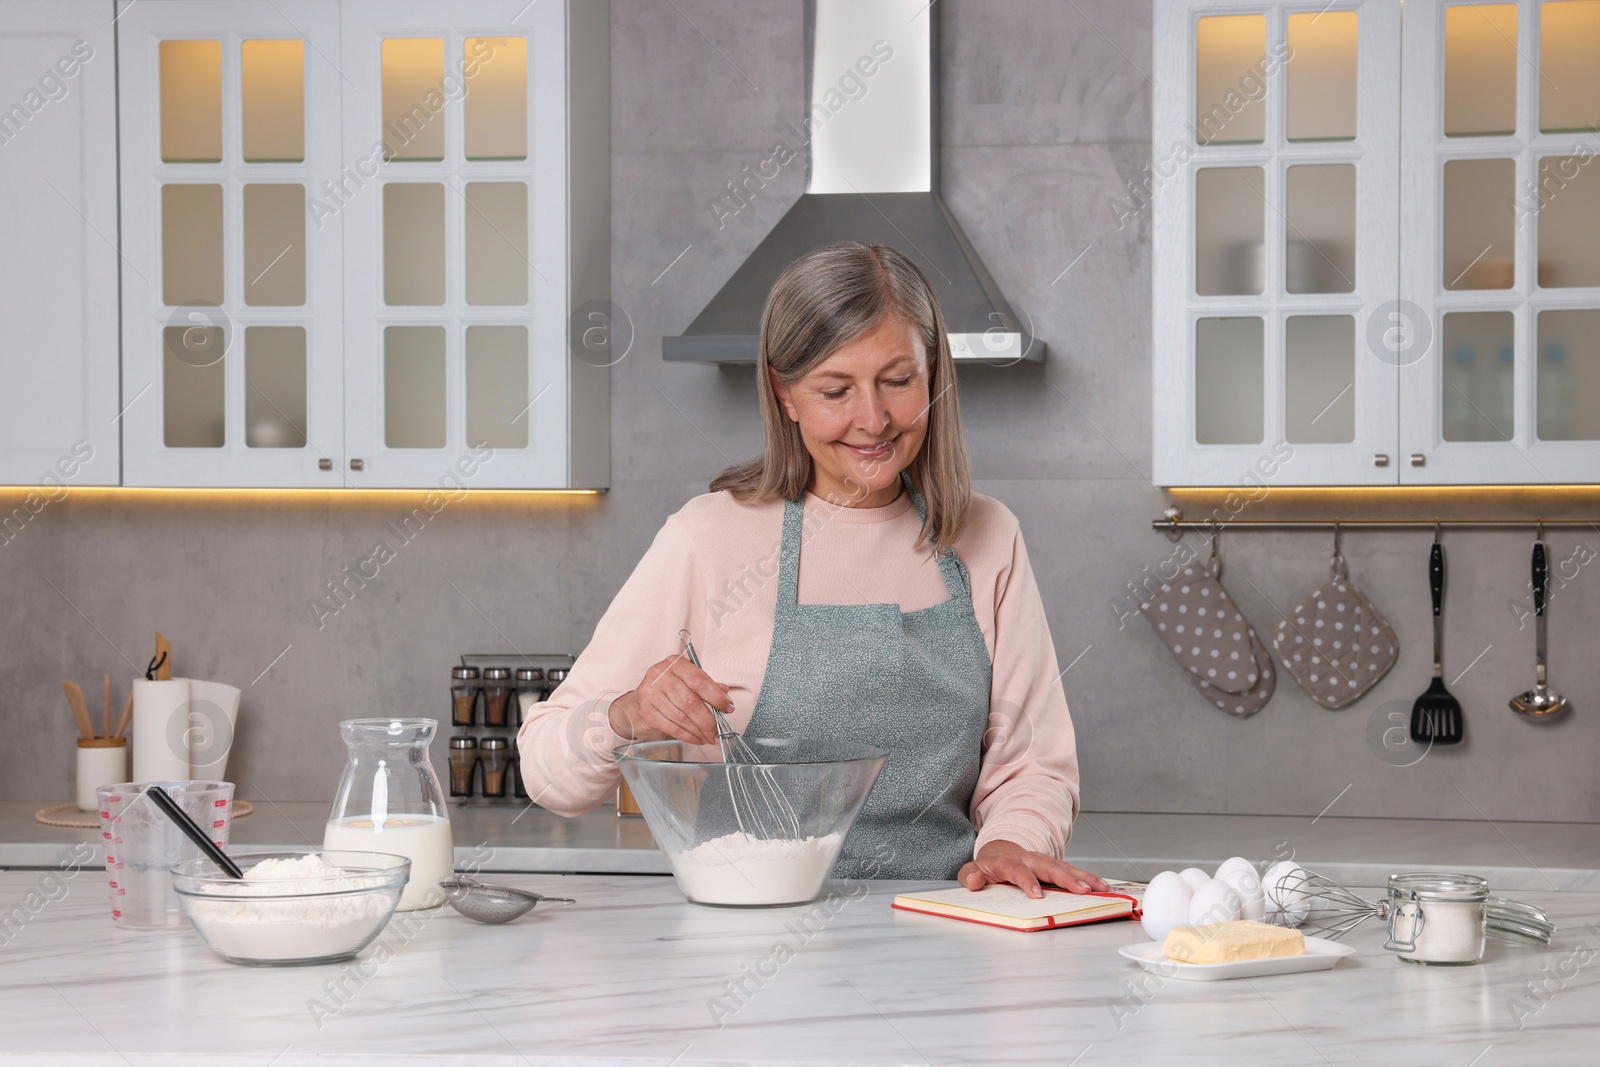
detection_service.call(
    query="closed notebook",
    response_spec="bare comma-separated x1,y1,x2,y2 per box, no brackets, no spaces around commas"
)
891,883,1144,932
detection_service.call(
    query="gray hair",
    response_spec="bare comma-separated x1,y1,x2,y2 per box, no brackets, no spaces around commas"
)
711,242,971,551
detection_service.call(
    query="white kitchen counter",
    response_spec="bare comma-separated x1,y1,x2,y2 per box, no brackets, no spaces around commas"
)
1,869,1595,1065
5,800,1599,890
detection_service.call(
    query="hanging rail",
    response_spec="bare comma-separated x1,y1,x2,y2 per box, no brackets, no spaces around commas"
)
1152,508,1600,540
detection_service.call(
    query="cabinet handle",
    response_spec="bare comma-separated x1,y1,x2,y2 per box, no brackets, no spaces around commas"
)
318,458,332,471
1373,453,1390,467
350,459,365,472
1410,453,1426,467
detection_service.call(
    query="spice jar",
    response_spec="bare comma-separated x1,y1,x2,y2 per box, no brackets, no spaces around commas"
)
482,667,513,728
448,736,479,797
545,668,568,697
451,666,482,727
514,667,545,725
512,755,528,799
480,737,510,798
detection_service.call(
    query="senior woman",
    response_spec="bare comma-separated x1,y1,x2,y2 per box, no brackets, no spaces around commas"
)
519,243,1106,897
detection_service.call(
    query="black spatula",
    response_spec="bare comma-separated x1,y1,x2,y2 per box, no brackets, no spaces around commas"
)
1410,537,1463,745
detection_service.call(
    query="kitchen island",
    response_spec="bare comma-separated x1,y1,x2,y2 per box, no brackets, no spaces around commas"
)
1,868,1595,1065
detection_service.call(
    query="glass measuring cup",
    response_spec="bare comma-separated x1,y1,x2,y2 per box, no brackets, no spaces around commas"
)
97,780,234,929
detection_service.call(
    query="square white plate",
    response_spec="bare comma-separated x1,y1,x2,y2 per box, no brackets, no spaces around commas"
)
1117,935,1356,981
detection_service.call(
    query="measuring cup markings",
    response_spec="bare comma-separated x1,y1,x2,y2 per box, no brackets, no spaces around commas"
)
96,781,235,928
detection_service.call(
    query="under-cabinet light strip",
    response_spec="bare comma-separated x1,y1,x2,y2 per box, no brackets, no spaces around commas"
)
0,486,602,500
1153,516,1600,533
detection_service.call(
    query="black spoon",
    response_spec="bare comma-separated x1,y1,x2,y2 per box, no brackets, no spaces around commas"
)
147,784,244,879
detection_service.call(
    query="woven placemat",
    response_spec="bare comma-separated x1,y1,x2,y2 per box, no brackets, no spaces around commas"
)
34,799,255,829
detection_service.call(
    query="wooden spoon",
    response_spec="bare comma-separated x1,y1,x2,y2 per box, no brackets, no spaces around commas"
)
113,690,133,740
62,681,95,741
154,633,172,680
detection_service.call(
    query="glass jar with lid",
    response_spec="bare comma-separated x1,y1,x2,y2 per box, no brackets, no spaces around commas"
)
480,737,510,797
1383,873,1556,965
482,667,514,727
450,666,481,727
514,667,545,725
448,736,478,797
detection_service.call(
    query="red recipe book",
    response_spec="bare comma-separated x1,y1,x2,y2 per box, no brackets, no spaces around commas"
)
891,882,1145,932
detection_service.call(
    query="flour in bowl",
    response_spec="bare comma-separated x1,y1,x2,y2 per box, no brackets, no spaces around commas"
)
181,853,397,962
668,832,843,905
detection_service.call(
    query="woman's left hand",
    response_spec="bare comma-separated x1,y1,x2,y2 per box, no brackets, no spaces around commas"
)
957,840,1111,898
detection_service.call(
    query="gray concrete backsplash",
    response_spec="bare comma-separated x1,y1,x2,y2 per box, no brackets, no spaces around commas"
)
5,2,1596,825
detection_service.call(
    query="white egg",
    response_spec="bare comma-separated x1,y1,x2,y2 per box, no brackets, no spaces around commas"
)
1178,867,1211,892
1262,860,1313,924
1214,856,1255,882
1139,871,1193,941
1215,863,1266,921
1188,878,1243,925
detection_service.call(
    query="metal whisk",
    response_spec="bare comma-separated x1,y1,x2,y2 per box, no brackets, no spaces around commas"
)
680,631,800,840
1264,868,1390,940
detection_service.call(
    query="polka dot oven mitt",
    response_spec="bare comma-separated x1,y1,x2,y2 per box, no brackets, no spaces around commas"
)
1272,553,1398,709
1140,555,1275,717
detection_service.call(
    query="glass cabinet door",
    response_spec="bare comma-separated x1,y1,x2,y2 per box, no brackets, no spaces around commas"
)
339,0,571,489
1152,2,1402,486
1399,0,1600,483
118,0,344,487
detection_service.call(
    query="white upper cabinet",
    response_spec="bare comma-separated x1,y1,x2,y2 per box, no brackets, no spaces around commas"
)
116,0,610,489
337,0,607,489
1154,0,1600,486
1154,1,1402,487
1399,0,1600,484
0,1,119,487
118,1,345,487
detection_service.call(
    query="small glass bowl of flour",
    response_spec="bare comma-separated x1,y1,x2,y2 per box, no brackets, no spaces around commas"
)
172,849,411,965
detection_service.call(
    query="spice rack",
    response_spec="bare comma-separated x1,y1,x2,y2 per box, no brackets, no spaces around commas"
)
448,652,574,807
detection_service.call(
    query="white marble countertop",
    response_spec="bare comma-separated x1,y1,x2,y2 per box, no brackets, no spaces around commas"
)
6,800,1599,890
1,869,1595,1066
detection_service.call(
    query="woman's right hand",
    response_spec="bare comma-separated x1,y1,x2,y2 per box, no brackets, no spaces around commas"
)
607,653,729,746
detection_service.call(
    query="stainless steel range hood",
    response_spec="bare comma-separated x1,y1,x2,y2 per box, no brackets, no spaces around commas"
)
663,0,1041,365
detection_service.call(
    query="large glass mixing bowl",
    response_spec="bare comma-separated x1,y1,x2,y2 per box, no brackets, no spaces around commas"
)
616,738,887,907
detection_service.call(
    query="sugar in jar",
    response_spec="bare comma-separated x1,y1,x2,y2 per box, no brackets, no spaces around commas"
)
1383,873,1488,965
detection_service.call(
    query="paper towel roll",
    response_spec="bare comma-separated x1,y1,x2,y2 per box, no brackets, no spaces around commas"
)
186,679,241,781
131,678,191,781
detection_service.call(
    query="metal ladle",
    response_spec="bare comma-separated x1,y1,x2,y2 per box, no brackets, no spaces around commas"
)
1511,532,1569,720
441,875,574,924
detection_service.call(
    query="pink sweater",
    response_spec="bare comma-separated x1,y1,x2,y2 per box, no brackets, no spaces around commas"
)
516,487,1082,859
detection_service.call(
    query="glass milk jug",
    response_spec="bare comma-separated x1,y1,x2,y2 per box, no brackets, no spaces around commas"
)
325,718,454,911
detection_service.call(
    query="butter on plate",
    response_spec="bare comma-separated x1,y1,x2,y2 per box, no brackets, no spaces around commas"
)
1162,920,1306,964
